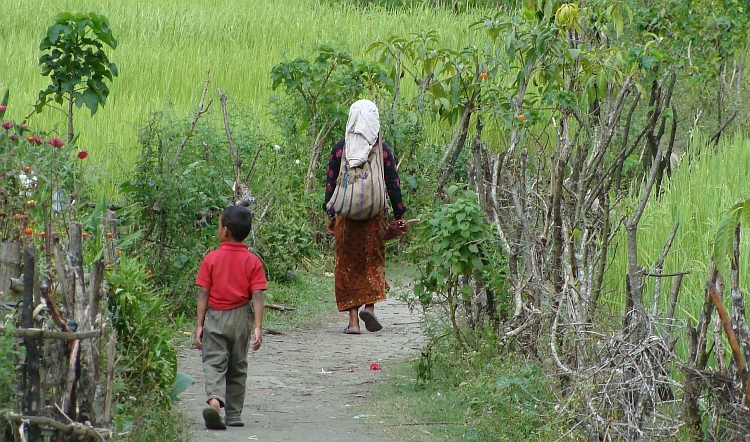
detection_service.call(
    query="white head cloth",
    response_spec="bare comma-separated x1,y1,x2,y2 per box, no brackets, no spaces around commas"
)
344,100,380,168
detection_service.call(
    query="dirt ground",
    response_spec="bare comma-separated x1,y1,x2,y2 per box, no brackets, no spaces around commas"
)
177,294,423,442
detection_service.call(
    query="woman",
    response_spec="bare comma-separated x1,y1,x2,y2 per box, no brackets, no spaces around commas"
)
323,100,407,334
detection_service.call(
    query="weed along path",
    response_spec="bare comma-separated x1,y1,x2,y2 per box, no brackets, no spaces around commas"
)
178,295,423,442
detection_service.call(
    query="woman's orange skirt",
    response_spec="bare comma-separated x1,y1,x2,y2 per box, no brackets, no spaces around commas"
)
333,213,388,311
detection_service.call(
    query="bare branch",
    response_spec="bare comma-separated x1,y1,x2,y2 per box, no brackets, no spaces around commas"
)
171,72,213,171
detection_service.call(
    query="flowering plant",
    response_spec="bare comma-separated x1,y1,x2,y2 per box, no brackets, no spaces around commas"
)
0,92,88,242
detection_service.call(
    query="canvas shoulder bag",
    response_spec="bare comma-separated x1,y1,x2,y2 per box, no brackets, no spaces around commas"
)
326,136,387,220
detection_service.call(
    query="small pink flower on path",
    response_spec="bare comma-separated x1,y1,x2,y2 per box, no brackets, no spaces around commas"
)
369,363,380,371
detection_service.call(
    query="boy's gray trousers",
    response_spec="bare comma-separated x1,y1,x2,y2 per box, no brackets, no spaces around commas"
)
202,303,253,420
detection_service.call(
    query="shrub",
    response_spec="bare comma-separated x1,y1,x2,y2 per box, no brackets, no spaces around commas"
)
0,327,21,406
106,256,178,408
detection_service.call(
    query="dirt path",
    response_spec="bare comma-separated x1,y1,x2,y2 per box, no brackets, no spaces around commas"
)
178,295,423,442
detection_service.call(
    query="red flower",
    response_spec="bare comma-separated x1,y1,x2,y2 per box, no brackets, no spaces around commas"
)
9,134,18,141
38,232,46,238
1,121,12,130
25,136,43,145
369,363,381,371
77,150,88,160
82,232,90,239
20,124,28,131
24,228,33,235
22,166,31,173
48,137,65,148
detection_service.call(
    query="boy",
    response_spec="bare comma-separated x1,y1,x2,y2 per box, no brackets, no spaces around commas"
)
195,205,266,430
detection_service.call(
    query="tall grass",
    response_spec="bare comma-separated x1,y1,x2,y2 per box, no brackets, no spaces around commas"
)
2,0,486,189
605,132,750,332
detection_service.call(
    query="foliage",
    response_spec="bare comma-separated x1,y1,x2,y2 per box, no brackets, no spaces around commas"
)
255,215,319,281
0,327,21,406
106,256,179,407
372,329,573,441
408,185,505,350
110,402,189,442
271,45,393,190
35,12,118,142
120,107,255,311
411,185,493,307
0,94,91,242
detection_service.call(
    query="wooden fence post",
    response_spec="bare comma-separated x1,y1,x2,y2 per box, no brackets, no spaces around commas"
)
22,245,41,442
0,242,21,301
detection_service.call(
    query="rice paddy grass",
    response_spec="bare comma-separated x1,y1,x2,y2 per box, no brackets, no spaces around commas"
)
604,132,750,338
2,0,487,187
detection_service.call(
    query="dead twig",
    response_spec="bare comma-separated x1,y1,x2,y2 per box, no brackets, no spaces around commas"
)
171,72,213,171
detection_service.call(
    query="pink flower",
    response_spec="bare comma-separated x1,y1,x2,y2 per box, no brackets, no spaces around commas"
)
48,137,64,148
369,363,381,371
77,150,88,160
0,105,6,113
9,134,18,141
20,124,28,131
1,121,12,130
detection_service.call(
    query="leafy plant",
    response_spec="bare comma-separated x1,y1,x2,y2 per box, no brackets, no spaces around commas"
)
106,256,178,407
255,215,320,281
0,327,21,406
271,45,393,191
34,12,118,142
410,185,498,350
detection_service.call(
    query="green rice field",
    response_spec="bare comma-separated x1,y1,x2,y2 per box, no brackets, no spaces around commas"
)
605,132,750,331
2,0,485,182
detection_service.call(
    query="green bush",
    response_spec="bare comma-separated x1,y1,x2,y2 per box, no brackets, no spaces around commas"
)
0,327,21,407
106,256,179,409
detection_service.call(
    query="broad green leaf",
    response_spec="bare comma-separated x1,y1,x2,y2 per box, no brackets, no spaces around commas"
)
714,202,743,273
471,257,483,270
82,88,101,115
170,372,196,399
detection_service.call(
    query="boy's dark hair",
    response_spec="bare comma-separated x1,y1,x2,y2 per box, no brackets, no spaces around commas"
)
221,205,252,241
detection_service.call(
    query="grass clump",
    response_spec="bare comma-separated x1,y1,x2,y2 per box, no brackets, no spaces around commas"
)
371,330,579,441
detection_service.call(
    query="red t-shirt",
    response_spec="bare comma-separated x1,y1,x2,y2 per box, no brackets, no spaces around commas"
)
195,242,268,310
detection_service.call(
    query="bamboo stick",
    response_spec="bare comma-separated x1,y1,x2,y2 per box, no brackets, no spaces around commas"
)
2,328,100,340
706,280,750,407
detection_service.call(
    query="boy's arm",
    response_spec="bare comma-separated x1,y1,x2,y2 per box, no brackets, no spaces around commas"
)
195,286,210,350
251,290,264,351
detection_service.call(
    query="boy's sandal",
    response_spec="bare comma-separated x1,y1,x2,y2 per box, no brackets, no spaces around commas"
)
359,309,382,332
202,407,226,430
225,418,244,427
